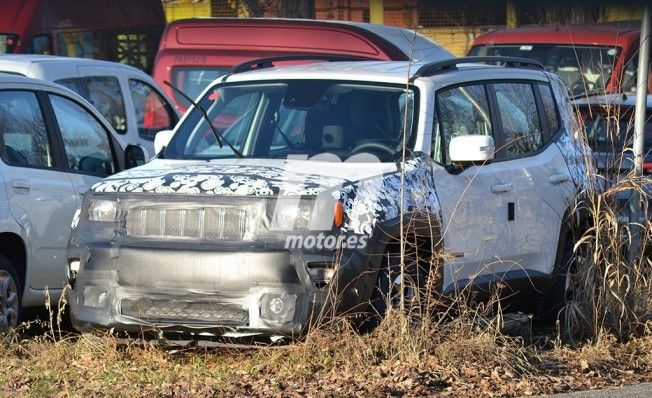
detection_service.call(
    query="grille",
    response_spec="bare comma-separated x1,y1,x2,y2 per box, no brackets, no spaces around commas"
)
121,299,248,325
125,205,255,240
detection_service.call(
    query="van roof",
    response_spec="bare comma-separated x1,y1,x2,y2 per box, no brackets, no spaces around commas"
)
472,21,641,47
0,54,144,74
160,18,452,62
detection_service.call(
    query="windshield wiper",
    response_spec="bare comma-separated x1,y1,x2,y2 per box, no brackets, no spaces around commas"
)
163,81,244,158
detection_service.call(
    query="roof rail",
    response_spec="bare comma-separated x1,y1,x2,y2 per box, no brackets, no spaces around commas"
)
411,56,544,80
223,54,374,80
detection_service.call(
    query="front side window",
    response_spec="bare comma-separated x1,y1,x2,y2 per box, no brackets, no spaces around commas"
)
0,91,53,168
84,76,127,134
435,84,493,165
129,79,174,141
165,80,416,162
49,94,115,177
494,83,543,157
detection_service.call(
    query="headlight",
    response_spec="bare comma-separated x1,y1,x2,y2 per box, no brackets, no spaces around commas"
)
88,198,118,222
269,198,313,230
268,198,343,231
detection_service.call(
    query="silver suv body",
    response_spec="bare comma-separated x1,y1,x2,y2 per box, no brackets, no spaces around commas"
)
67,57,591,339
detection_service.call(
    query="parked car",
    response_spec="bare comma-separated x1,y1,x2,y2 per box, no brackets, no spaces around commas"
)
0,0,165,73
67,56,591,340
0,55,179,165
573,93,652,223
468,22,645,97
0,74,132,331
153,18,453,112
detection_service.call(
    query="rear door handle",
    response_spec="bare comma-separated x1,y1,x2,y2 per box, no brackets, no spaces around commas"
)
11,179,30,192
491,183,512,193
549,173,571,184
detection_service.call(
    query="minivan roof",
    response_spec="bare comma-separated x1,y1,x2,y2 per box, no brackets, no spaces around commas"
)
159,18,453,62
472,21,640,47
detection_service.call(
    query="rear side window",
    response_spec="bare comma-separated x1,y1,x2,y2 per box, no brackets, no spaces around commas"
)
49,94,116,177
129,79,174,141
0,90,54,168
494,83,544,157
85,76,127,134
435,84,493,165
538,83,559,134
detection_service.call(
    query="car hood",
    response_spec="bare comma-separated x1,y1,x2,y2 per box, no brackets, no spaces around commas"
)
91,158,399,196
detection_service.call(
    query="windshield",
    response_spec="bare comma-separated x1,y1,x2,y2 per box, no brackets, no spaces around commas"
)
172,67,231,108
581,107,652,155
165,80,417,162
470,44,621,96
0,34,18,54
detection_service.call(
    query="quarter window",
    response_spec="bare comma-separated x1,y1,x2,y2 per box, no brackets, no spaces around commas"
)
129,79,174,141
436,84,493,165
49,94,115,177
494,83,543,157
0,91,53,168
538,83,559,134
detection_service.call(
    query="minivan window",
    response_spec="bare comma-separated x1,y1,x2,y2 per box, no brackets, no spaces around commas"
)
129,79,174,141
166,80,416,162
0,90,53,168
436,84,492,165
49,94,115,177
172,67,230,108
25,35,51,55
494,83,544,157
84,76,127,134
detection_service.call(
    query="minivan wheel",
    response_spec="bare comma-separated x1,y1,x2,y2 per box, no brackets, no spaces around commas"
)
0,255,21,332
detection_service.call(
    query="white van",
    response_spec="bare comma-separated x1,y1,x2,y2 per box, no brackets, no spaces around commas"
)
0,55,179,166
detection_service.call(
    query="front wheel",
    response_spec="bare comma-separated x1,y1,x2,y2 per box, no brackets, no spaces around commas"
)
0,255,21,333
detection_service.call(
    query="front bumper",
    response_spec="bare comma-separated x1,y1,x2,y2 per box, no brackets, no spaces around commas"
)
69,242,371,338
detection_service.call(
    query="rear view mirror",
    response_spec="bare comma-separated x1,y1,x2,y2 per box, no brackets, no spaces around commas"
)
154,129,174,155
449,135,495,163
125,145,146,169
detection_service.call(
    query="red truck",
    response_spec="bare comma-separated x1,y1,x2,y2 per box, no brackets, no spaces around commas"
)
0,0,165,73
153,18,452,111
469,22,647,96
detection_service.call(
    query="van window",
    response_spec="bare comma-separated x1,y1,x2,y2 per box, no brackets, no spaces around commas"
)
84,76,127,134
436,84,493,165
494,83,543,157
25,35,51,55
0,91,53,168
129,79,174,141
49,94,115,177
172,67,230,107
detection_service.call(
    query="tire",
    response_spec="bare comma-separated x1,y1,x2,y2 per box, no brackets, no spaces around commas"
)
0,254,21,333
361,250,429,331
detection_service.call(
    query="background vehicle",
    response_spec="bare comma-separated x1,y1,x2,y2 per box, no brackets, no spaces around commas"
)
68,56,590,339
0,74,130,331
153,18,453,111
0,55,179,165
468,22,645,96
0,0,165,73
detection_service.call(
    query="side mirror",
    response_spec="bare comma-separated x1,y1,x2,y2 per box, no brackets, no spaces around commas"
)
154,129,174,156
125,145,146,169
449,135,495,163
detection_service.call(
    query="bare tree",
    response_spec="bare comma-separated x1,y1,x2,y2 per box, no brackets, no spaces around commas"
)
278,0,314,19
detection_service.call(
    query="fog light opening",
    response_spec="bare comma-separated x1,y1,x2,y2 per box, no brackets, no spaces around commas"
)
260,293,297,324
269,297,285,314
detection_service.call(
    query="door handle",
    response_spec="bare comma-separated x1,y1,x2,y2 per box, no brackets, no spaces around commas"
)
491,183,512,193
11,179,30,192
549,173,571,184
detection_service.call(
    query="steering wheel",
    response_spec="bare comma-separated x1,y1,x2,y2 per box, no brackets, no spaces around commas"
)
349,141,396,158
